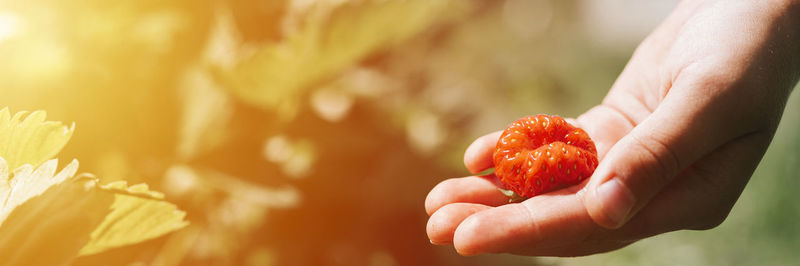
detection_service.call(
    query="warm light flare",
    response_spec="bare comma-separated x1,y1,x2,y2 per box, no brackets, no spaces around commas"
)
0,1,792,265
0,12,21,42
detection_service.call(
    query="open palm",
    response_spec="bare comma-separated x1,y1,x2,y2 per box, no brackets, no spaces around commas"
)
425,0,799,256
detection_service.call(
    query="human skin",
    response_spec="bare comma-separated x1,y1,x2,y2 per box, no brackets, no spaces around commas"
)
425,0,800,256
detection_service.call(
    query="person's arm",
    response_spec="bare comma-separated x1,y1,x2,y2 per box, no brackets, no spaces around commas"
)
426,0,800,256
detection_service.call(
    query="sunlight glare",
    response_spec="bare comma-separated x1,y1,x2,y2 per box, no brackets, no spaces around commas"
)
0,12,22,43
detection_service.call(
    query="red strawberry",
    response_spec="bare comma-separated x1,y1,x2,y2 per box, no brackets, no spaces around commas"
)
493,115,598,198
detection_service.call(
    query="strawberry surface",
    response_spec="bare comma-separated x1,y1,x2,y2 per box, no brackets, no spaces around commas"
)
493,115,598,198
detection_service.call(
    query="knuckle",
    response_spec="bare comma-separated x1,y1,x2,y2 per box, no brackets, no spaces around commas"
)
675,60,731,93
519,204,543,242
628,134,681,187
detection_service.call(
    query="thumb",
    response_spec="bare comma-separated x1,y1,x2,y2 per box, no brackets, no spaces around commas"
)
582,118,683,229
583,89,758,229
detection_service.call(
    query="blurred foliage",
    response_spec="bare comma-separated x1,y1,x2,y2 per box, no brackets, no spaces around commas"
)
215,0,470,119
0,0,798,265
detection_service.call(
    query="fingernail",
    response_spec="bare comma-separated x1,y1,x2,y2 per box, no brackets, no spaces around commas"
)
596,178,635,227
429,239,449,245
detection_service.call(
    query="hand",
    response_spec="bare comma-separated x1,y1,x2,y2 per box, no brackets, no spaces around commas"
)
425,0,800,256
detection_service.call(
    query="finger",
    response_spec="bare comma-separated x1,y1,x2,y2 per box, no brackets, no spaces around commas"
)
583,74,762,229
452,192,598,256
427,203,491,245
464,131,502,174
425,176,507,215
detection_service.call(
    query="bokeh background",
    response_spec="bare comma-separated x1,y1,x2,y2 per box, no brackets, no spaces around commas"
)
1,0,798,265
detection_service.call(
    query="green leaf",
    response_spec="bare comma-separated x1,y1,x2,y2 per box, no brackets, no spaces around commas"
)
0,107,74,170
78,181,189,256
0,159,114,266
497,188,525,203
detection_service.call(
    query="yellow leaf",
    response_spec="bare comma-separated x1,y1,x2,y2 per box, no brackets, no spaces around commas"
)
0,158,80,223
0,159,114,265
0,107,74,170
79,181,189,256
